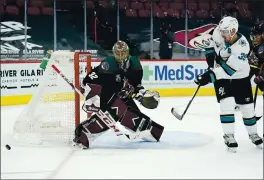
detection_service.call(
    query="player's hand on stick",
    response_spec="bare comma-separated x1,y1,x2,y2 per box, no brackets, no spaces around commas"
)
254,76,264,91
118,80,135,99
194,70,216,86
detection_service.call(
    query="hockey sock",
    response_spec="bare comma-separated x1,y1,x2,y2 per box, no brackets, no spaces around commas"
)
240,103,258,135
220,97,236,135
243,117,257,135
220,114,235,134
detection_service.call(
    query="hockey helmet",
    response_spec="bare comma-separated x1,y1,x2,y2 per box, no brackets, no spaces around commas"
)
112,40,129,63
218,16,239,42
250,21,264,46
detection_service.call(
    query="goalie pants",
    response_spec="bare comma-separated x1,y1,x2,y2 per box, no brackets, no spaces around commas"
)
76,95,164,145
107,95,164,141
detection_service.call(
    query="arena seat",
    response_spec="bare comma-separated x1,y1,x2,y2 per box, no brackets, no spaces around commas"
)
130,1,144,10
196,9,209,18
169,2,184,11
138,9,150,17
198,2,210,11
86,1,94,9
209,9,221,18
6,5,19,15
28,6,41,16
224,3,237,11
16,0,24,7
188,2,198,11
125,9,137,17
30,0,44,8
41,7,53,15
119,1,129,10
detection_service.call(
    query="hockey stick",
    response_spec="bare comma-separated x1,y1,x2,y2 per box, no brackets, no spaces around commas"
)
255,64,264,120
171,85,201,120
51,64,139,140
253,86,262,120
254,85,259,109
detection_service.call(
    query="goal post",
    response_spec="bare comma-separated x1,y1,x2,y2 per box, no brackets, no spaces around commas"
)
13,51,92,145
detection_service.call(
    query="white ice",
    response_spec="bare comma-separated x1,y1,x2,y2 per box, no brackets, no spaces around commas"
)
1,96,263,179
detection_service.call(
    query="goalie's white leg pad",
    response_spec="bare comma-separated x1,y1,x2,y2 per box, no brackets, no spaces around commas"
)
74,114,110,148
119,106,164,141
142,121,164,142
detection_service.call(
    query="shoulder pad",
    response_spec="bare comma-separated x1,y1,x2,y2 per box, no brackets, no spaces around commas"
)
99,56,118,73
130,56,142,70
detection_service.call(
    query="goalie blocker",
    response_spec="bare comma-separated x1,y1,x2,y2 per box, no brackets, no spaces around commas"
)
74,84,164,148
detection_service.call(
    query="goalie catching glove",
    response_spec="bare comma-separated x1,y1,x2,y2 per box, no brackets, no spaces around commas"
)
134,86,160,109
118,82,160,109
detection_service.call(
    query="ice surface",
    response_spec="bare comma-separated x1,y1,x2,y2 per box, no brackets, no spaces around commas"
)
1,96,263,179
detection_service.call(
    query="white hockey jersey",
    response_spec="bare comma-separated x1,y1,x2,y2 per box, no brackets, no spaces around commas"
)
211,26,250,80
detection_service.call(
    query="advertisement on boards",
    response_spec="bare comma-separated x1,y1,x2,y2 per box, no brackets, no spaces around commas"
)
141,61,211,89
0,61,101,96
0,60,213,97
1,60,257,98
1,63,45,96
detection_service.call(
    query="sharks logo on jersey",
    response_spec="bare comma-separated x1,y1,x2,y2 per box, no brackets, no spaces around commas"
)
239,39,247,47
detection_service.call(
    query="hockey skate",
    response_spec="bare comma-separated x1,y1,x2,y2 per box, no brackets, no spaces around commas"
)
249,134,263,149
223,134,238,153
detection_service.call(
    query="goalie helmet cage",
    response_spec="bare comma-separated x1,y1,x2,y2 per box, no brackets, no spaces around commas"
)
13,51,92,145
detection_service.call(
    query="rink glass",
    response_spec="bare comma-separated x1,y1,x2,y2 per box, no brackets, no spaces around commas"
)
0,0,262,61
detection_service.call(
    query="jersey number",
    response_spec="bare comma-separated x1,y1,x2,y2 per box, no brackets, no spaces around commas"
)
88,72,98,80
238,53,247,61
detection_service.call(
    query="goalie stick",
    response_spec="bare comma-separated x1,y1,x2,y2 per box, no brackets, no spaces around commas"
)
171,85,201,120
51,64,142,140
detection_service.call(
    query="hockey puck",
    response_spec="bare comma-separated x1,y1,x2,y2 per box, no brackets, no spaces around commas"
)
5,144,11,150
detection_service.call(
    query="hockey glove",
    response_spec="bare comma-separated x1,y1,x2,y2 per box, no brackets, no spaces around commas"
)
194,70,216,86
118,80,135,99
254,75,264,91
135,89,160,109
82,83,102,113
205,50,216,69
248,50,260,67
214,55,221,66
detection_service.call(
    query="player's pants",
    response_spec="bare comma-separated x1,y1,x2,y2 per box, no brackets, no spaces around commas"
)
213,77,257,135
214,77,253,104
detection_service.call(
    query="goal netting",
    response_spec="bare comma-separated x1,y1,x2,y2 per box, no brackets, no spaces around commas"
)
13,51,91,145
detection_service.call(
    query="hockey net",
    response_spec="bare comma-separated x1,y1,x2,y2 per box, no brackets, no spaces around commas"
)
13,51,92,145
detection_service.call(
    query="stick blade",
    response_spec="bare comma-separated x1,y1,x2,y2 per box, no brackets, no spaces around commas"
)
171,107,183,120
256,116,262,121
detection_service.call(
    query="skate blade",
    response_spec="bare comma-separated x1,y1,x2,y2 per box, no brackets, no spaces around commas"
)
227,147,237,153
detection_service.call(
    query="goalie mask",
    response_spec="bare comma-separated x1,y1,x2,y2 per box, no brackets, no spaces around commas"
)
112,40,129,64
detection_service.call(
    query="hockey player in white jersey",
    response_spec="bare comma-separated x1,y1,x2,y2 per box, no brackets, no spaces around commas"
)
194,16,263,152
